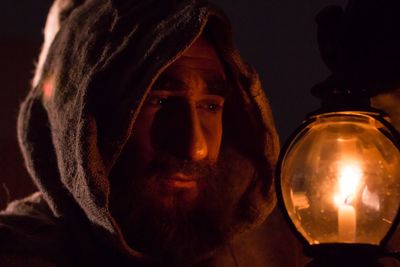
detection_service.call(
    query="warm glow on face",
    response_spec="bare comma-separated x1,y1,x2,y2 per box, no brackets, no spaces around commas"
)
334,162,363,206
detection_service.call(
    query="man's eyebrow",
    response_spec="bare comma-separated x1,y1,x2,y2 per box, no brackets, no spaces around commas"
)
152,75,230,97
206,79,230,97
152,76,186,91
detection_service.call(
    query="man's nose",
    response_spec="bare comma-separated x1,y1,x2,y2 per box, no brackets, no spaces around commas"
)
153,101,209,160
184,106,208,161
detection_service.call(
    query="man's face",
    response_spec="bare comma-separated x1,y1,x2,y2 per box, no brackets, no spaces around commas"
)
109,36,246,262
127,36,226,208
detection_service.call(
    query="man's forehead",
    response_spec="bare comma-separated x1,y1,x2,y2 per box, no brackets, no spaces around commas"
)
183,36,220,59
151,35,229,96
172,36,226,79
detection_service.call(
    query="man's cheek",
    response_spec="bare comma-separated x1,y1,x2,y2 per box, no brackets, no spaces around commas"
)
201,115,223,161
129,116,157,163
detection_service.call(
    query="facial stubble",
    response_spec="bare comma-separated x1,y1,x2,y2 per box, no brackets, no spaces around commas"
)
115,152,239,265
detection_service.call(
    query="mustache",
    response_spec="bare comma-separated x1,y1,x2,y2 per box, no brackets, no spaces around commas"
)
147,153,216,179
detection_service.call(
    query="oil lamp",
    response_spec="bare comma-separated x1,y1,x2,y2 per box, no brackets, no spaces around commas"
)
276,1,400,266
276,101,400,266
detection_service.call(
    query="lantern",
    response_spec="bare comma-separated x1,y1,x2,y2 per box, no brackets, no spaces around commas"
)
276,106,400,266
276,1,400,265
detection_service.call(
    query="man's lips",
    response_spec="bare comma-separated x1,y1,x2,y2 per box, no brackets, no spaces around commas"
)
162,172,197,189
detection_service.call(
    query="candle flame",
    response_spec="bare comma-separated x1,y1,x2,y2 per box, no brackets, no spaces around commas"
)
334,162,362,207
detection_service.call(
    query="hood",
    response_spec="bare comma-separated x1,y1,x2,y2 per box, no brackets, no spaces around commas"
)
17,0,280,261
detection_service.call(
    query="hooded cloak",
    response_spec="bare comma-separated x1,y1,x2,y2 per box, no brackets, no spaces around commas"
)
0,0,304,266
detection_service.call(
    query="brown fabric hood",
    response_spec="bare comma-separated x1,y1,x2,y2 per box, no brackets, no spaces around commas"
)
17,0,280,260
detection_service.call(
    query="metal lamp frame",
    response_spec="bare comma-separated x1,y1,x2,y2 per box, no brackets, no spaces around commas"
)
275,106,400,266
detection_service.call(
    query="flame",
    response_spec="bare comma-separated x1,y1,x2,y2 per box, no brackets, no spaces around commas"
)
334,162,363,206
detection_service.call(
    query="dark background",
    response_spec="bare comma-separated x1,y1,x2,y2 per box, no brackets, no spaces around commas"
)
0,0,346,208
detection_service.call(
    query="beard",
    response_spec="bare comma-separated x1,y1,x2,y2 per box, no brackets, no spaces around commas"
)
109,147,255,266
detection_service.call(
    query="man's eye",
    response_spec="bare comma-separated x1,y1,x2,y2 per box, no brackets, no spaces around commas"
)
199,103,223,112
147,96,169,106
207,103,221,111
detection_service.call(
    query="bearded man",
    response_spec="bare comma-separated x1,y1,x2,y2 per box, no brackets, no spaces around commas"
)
0,0,305,266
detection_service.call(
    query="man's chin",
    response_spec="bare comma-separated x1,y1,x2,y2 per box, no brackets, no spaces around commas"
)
154,178,200,212
123,184,227,265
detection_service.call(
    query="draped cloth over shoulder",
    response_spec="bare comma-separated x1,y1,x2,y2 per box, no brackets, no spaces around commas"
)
0,0,283,266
